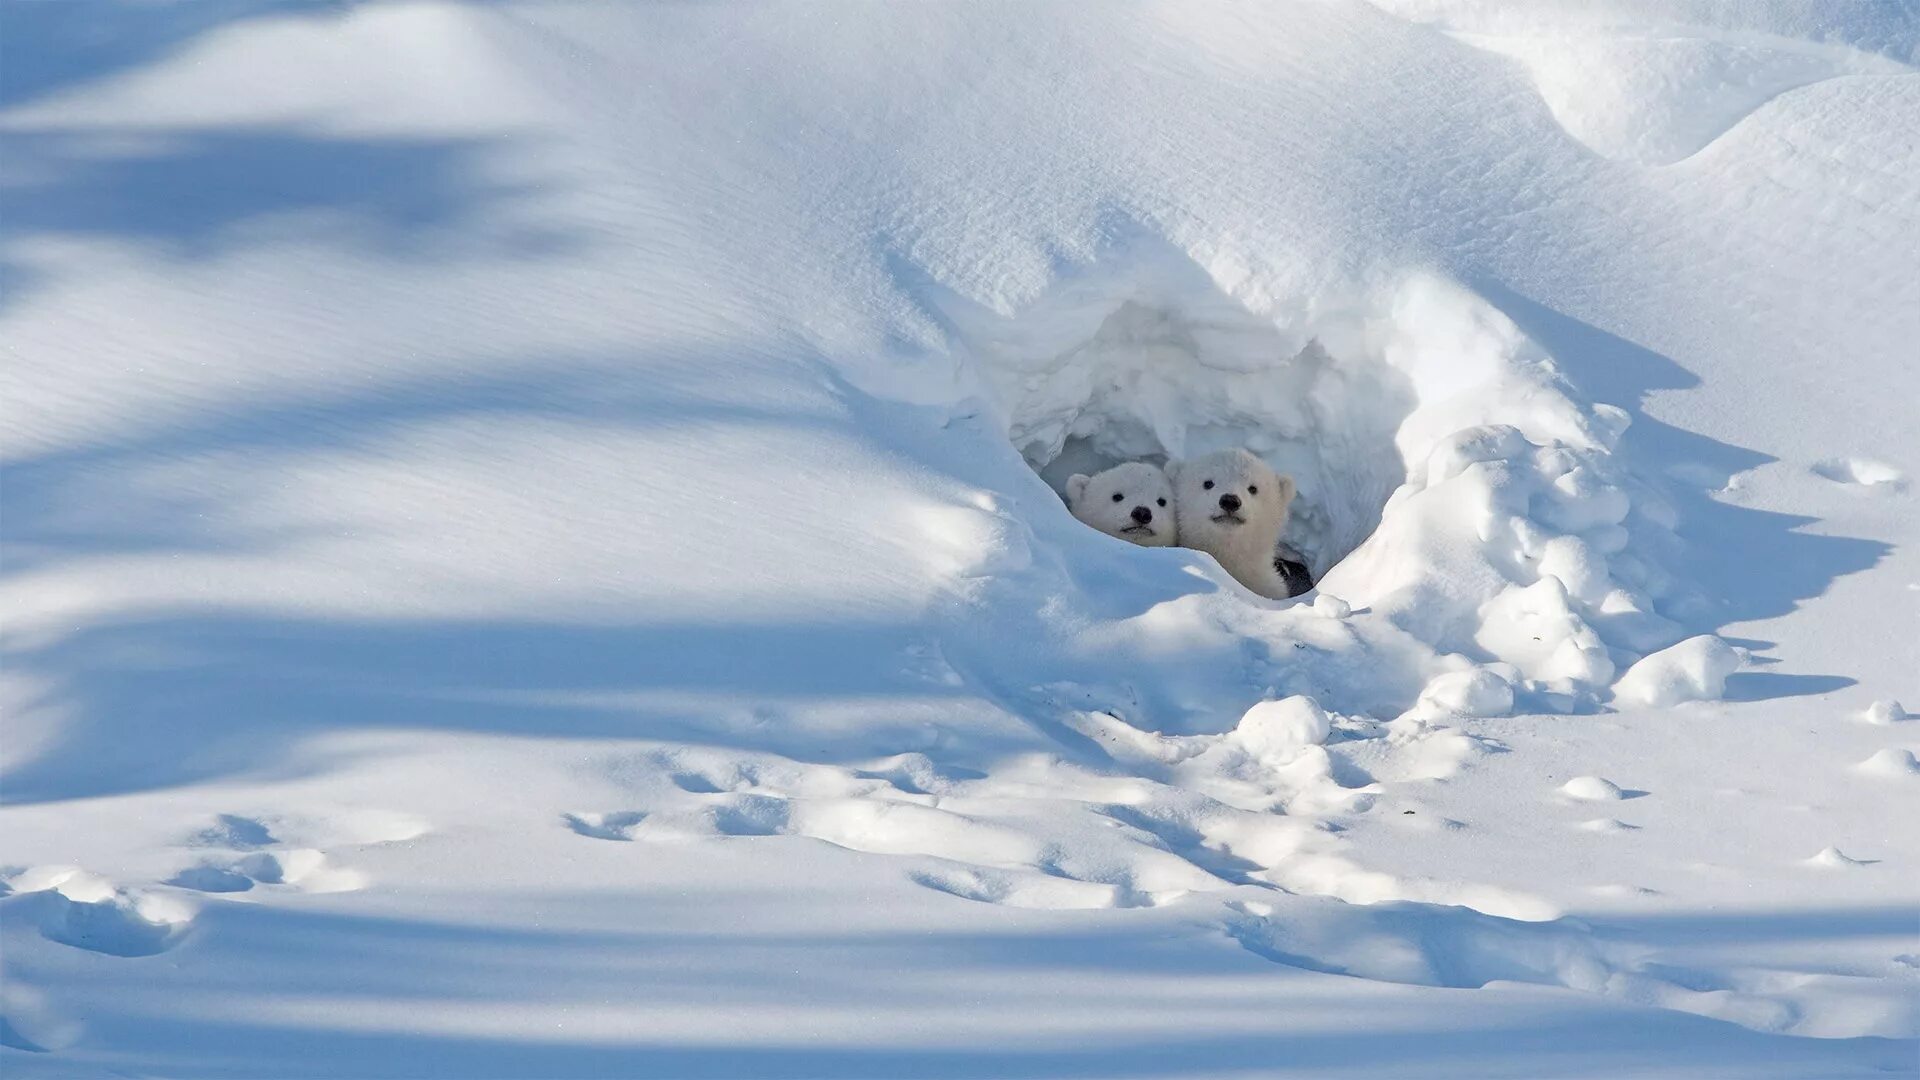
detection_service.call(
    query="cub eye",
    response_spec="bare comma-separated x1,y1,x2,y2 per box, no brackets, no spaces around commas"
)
1202,480,1214,490
1111,492,1125,503
1157,498,1167,507
1248,485,1258,495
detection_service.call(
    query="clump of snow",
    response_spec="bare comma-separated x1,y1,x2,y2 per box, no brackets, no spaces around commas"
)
1312,592,1351,619
1408,668,1514,720
1561,776,1625,802
1478,578,1617,689
1577,818,1638,834
1232,696,1333,764
1806,846,1872,870
1612,635,1743,708
1862,699,1910,725
1856,749,1919,778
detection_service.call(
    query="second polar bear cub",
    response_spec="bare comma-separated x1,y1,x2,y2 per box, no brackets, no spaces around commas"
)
1066,462,1177,547
1169,449,1298,599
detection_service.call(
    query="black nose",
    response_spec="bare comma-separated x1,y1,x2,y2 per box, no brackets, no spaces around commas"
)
1131,505,1153,524
1218,493,1241,513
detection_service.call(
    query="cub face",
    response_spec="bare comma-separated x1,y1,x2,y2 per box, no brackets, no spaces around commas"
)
1167,449,1295,555
1065,462,1177,547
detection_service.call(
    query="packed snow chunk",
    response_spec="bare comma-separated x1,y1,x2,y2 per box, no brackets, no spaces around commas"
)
1862,699,1910,725
1422,425,1534,487
1534,466,1632,534
1233,696,1332,765
1612,635,1743,708
1475,577,1614,686
1561,776,1626,802
1312,592,1351,619
1412,668,1514,719
1856,749,1920,778
1536,535,1610,605
1577,818,1638,834
1806,847,1872,870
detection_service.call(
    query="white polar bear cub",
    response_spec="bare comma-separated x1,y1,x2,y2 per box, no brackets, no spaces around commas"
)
1065,462,1177,547
1169,449,1298,599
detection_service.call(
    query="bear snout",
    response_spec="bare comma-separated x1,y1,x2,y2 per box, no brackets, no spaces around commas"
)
1130,505,1153,525
1218,493,1241,513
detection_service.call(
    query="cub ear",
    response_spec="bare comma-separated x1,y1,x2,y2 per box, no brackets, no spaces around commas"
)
1274,474,1298,504
1066,474,1091,503
1162,460,1182,483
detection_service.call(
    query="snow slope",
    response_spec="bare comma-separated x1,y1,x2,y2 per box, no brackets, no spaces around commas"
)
2,1,1917,1076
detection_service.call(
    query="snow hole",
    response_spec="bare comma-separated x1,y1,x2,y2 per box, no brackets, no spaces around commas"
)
946,247,1615,580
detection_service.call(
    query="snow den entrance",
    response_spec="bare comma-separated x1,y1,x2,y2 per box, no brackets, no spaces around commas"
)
949,255,1506,577
1011,302,1411,576
942,252,1616,595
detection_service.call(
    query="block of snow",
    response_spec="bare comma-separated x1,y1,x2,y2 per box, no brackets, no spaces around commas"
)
1856,749,1919,778
1561,776,1625,801
1862,699,1909,725
1414,669,1514,719
1806,846,1870,869
1476,577,1614,685
1233,696,1332,764
1612,635,1741,708
1537,535,1610,605
1423,425,1533,487
1312,593,1351,619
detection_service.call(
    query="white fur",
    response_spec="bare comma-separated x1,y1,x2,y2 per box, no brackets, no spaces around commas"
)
1065,462,1177,547
1169,449,1298,598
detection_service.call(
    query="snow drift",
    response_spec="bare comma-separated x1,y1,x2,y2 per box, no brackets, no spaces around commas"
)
3,1,1916,1076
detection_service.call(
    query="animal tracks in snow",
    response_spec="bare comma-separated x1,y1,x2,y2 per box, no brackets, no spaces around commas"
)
1813,457,1908,494
561,711,1910,1039
168,810,425,895
563,810,649,841
0,808,430,966
571,718,1555,924
0,867,195,958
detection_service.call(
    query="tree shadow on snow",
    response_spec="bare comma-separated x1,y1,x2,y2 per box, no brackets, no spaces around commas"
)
0,350,1208,806
0,125,578,313
6,897,1910,1079
0,613,1004,807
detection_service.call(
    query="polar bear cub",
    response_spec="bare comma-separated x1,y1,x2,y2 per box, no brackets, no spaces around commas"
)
1169,449,1298,599
1065,462,1177,547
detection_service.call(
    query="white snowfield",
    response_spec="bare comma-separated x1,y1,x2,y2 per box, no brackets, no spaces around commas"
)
2,2,1917,1077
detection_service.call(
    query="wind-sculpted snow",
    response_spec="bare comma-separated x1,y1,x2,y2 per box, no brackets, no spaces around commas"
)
2,1,1916,1077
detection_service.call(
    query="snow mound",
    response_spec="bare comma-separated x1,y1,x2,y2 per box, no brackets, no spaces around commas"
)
1612,635,1743,708
1862,699,1910,725
1560,776,1626,802
1448,31,1910,165
1407,668,1514,720
1233,696,1333,763
934,241,1700,709
1856,749,1919,778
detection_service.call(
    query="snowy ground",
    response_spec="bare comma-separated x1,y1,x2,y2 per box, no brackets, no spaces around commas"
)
3,2,1917,1077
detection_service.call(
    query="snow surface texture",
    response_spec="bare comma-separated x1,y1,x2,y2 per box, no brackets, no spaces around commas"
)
2,2,1918,1077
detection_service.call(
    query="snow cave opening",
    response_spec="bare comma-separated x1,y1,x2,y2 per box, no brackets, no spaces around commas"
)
963,279,1423,580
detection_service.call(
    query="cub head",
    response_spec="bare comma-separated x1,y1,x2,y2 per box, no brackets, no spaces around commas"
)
1167,449,1296,551
1065,461,1176,547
